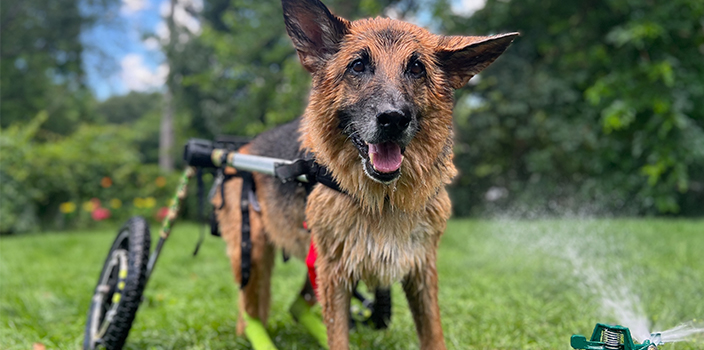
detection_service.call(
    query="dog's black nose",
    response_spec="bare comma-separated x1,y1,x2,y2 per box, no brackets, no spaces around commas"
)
377,110,411,136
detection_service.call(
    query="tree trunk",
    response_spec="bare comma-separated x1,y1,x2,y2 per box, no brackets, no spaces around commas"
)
158,0,177,172
159,88,174,171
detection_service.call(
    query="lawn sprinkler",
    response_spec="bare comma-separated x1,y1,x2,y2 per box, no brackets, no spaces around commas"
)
571,323,663,350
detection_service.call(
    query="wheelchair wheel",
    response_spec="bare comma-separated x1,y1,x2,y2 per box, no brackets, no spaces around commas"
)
83,217,151,350
351,286,392,330
370,288,392,329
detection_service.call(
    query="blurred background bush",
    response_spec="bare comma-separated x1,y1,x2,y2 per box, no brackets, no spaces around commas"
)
1,0,703,234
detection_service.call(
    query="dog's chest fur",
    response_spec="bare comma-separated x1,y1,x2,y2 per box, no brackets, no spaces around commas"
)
306,185,451,287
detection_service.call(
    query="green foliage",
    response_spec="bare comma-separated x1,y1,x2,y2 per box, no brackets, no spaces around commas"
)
96,92,167,163
96,91,163,125
436,0,704,215
0,114,180,233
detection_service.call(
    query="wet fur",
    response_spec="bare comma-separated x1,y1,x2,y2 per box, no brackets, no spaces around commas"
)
213,1,516,348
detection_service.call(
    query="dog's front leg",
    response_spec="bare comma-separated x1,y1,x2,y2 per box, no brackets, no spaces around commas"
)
403,258,447,350
316,260,351,350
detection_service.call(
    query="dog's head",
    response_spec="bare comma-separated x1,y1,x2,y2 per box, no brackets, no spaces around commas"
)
283,0,517,209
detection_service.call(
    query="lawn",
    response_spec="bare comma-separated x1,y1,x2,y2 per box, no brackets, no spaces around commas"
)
1,219,703,349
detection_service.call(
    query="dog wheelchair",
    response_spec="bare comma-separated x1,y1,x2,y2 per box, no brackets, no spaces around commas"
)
83,137,392,350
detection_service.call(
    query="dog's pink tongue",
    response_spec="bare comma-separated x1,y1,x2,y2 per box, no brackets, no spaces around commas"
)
368,142,403,173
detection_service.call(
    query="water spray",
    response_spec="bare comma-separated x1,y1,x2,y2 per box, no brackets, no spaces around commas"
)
571,323,662,350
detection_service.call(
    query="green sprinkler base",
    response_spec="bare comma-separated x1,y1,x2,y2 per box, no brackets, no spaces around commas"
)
571,323,657,350
289,296,329,349
241,312,278,350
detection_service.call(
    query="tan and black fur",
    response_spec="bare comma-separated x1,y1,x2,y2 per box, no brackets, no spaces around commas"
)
212,0,517,348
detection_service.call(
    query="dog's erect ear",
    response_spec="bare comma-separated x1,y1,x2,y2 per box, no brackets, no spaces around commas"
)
436,32,519,89
282,0,350,72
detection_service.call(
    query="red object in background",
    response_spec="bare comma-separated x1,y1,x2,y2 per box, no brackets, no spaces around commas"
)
306,239,318,294
156,206,169,221
91,207,111,221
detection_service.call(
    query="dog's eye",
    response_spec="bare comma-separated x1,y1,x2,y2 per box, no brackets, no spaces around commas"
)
409,60,425,77
351,59,365,73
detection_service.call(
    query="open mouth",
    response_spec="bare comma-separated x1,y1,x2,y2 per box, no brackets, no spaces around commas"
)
351,134,404,183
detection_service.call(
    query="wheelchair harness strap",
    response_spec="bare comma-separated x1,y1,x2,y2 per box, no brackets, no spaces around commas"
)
274,159,343,194
239,171,255,289
221,158,342,289
213,169,257,289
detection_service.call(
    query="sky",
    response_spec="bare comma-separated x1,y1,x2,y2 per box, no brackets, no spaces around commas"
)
83,0,485,101
82,0,202,100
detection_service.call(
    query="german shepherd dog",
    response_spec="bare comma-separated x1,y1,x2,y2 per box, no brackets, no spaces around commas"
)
212,0,517,348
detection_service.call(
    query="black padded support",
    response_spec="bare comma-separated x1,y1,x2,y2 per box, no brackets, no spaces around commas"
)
239,171,254,289
274,158,310,182
274,159,344,194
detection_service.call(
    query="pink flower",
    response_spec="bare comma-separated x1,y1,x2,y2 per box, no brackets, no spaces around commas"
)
91,207,111,221
156,207,169,221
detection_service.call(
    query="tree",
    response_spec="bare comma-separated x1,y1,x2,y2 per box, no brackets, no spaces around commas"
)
96,91,163,125
159,0,178,172
95,91,164,164
434,0,704,215
1,0,118,136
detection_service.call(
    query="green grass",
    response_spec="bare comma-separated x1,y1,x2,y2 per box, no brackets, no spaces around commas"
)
1,219,703,349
